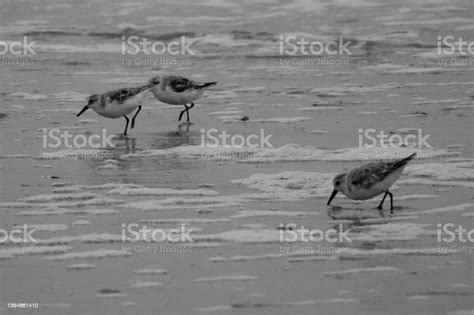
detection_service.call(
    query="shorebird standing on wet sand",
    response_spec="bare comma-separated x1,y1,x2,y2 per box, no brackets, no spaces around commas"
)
327,153,416,215
76,81,159,135
147,75,217,122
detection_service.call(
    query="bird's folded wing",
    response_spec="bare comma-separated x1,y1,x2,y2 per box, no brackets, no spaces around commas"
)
105,86,149,104
168,76,197,93
348,162,393,189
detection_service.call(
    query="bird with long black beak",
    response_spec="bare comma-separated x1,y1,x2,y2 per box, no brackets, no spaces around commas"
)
327,153,416,215
77,80,159,135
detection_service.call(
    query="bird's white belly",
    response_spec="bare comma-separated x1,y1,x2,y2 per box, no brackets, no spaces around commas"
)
346,187,384,200
97,101,140,119
152,89,202,105
95,90,148,119
345,169,403,200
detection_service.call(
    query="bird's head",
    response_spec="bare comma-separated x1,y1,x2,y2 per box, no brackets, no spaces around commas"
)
77,94,100,117
148,76,161,86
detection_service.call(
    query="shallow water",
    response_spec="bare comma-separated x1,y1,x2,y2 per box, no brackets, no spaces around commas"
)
0,0,473,314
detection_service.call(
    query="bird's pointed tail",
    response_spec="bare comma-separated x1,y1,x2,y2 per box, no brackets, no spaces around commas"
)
392,153,416,170
198,82,217,89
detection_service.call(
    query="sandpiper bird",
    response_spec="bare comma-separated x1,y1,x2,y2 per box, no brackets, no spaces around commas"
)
76,81,158,135
148,75,217,122
327,153,416,214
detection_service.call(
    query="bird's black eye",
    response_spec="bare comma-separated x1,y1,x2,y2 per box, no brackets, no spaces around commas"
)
335,181,340,186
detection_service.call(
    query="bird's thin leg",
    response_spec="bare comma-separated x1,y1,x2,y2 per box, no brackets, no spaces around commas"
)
178,104,189,122
123,116,129,135
376,191,389,210
387,190,394,214
131,105,142,129
186,103,195,122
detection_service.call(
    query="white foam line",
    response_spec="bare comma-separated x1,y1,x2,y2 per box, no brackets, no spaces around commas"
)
283,298,358,306
130,281,163,288
66,263,96,270
132,269,168,275
120,144,455,163
187,242,222,248
14,208,118,216
44,249,130,261
288,256,338,263
106,187,219,196
18,192,101,203
342,248,449,256
209,252,336,263
0,202,41,208
196,298,358,312
0,154,33,159
410,203,474,215
210,247,449,263
123,198,242,211
308,130,329,134
230,210,320,218
250,117,312,123
330,215,419,224
2,197,124,209
31,233,122,246
195,229,281,244
395,194,439,200
398,178,474,188
298,106,343,111
10,224,68,233
96,293,128,299
194,275,257,282
323,266,401,277
52,183,143,192
10,245,71,256
140,218,231,224
46,197,123,208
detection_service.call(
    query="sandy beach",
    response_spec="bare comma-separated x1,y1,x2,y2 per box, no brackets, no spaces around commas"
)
0,0,473,314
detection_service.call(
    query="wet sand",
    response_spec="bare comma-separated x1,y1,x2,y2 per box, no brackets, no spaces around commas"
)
0,0,473,314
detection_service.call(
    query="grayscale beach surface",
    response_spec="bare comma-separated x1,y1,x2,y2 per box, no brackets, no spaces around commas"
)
0,0,473,314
